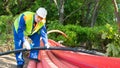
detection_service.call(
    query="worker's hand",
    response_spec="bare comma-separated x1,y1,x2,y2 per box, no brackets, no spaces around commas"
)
45,43,50,49
23,40,31,50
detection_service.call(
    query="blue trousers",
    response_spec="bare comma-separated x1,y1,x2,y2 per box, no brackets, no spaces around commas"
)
13,28,40,66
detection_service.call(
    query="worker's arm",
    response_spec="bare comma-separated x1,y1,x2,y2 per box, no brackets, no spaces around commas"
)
40,25,48,45
17,14,26,42
17,14,31,49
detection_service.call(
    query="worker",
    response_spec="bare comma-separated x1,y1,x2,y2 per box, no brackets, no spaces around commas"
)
13,7,50,68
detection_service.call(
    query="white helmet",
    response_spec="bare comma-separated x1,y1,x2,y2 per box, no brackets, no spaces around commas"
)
36,7,47,18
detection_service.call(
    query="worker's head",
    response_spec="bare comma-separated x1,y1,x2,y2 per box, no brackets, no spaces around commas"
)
35,7,47,23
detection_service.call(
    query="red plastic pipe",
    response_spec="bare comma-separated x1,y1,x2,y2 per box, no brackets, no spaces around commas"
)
27,60,37,68
27,39,120,68
57,57,79,68
47,51,68,68
49,39,120,68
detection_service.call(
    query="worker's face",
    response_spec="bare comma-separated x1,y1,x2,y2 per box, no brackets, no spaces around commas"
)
35,15,43,23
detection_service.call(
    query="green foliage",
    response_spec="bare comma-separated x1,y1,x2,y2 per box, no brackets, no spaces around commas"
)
47,20,67,44
62,25,78,46
101,23,120,57
94,0,114,26
47,22,120,57
47,22,100,48
64,0,82,25
0,21,6,33
101,24,115,39
0,15,13,43
106,42,120,57
0,0,118,26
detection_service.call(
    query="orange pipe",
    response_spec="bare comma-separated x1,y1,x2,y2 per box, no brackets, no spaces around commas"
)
47,30,68,39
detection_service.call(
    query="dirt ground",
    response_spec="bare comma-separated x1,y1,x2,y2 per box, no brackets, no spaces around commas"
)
0,55,29,68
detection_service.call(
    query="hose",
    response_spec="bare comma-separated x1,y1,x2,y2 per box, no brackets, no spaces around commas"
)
0,46,104,56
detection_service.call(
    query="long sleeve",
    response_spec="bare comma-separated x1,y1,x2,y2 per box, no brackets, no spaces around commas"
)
17,14,26,42
40,25,48,45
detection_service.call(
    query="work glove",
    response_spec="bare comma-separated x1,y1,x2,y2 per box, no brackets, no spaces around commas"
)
23,40,31,50
45,43,50,49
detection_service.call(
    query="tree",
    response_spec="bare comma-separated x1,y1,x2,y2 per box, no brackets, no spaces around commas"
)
112,0,120,32
91,0,100,27
53,0,64,24
59,0,64,24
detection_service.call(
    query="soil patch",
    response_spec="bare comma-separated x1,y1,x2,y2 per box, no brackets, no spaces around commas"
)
0,55,29,68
